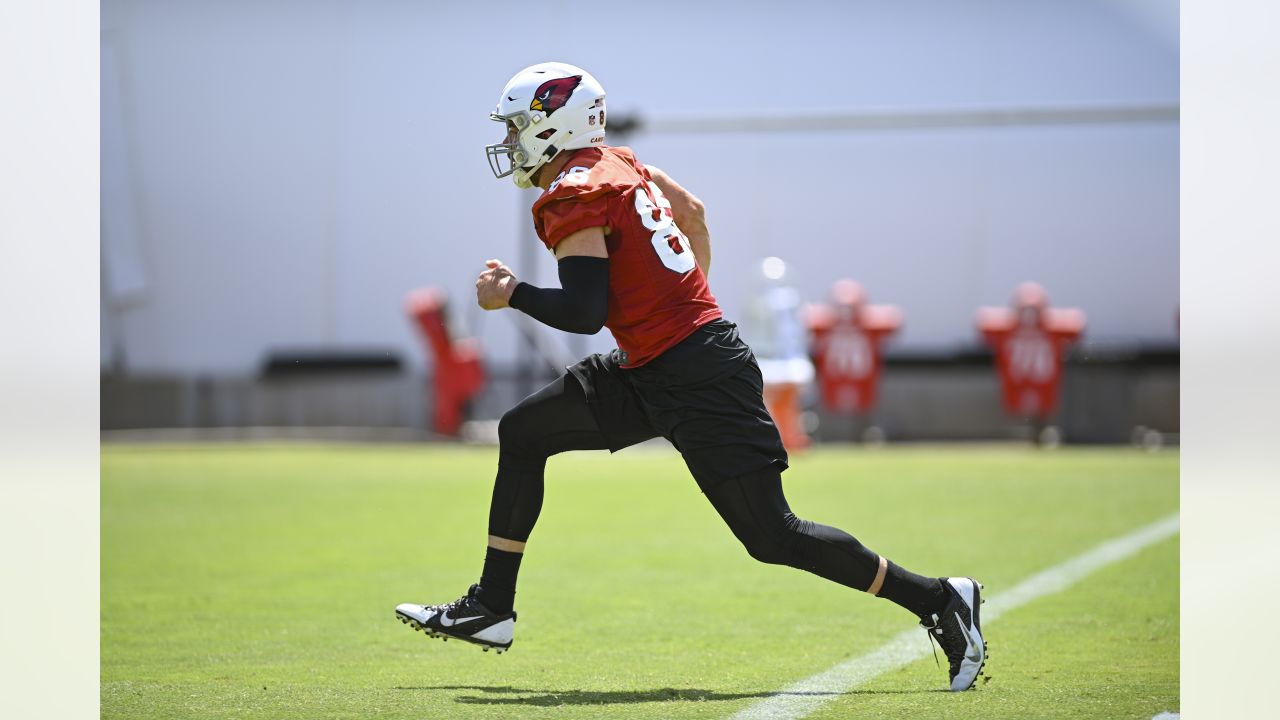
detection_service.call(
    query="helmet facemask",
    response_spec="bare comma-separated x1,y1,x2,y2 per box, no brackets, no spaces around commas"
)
485,112,533,186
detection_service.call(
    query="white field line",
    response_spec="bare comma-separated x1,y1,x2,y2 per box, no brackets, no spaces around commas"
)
730,513,1180,720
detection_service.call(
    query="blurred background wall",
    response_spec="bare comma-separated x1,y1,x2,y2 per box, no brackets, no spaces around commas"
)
100,0,1178,441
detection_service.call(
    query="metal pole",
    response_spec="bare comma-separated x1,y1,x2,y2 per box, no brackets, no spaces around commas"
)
517,187,541,399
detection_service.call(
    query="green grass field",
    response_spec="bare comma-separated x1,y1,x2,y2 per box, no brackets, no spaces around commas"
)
102,443,1178,719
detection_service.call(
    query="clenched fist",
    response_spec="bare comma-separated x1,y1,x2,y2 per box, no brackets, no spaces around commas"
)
476,259,519,310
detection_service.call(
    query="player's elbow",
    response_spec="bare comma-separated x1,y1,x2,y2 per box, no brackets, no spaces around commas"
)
568,302,607,334
685,195,706,222
554,292,607,334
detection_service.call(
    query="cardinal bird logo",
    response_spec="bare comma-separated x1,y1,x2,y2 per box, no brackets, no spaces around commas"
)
530,75,582,116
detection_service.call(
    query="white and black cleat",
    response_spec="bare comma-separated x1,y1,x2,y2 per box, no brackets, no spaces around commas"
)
921,577,986,691
395,584,515,653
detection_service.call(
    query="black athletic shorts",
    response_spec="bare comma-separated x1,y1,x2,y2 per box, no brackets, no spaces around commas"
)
566,319,789,491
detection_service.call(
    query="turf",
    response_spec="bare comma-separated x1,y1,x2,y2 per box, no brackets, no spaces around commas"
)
101,443,1178,719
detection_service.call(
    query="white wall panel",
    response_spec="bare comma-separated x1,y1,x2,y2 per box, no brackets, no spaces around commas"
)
100,0,1179,373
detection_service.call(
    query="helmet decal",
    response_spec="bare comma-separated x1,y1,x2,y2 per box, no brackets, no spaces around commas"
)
530,75,582,115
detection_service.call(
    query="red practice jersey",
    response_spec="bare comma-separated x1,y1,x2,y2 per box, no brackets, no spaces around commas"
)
531,146,722,367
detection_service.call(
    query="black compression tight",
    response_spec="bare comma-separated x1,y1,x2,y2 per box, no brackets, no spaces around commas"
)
487,374,611,543
482,373,947,620
702,469,884,589
701,469,945,618
480,375,613,614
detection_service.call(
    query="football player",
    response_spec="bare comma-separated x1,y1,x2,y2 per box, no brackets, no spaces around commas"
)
395,62,986,691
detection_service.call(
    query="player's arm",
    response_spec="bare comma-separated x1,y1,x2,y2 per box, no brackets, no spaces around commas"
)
474,227,609,334
646,165,710,276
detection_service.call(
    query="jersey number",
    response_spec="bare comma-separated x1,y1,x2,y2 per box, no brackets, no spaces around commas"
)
1006,331,1055,382
634,181,696,274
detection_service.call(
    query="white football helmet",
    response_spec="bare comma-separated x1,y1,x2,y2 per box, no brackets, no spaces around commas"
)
485,62,607,189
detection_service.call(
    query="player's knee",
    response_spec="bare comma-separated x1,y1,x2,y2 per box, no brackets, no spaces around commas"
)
738,528,794,566
497,407,522,445
741,514,809,566
498,405,543,459
743,537,793,565
743,539,788,565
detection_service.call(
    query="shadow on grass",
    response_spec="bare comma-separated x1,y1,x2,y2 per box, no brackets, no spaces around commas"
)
391,685,943,706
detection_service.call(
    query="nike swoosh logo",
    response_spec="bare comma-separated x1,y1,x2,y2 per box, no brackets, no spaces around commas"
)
440,611,483,627
955,612,981,661
508,96,517,101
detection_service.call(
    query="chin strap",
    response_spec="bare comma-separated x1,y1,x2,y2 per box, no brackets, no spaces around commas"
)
513,132,573,188
514,151,551,189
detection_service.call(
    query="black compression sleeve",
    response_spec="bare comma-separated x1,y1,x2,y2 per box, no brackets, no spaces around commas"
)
507,256,609,334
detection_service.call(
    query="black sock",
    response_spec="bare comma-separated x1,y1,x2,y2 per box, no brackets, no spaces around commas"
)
877,561,948,620
477,547,523,615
